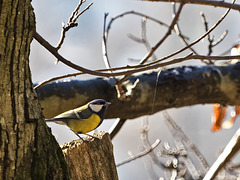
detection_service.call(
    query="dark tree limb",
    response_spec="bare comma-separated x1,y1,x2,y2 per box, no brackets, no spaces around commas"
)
108,118,127,139
36,63,240,119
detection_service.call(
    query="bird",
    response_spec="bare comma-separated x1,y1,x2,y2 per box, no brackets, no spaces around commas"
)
45,99,111,140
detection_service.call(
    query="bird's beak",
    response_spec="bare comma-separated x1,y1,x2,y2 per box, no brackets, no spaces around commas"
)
106,102,111,106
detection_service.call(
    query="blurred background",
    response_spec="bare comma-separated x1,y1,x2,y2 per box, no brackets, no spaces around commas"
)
31,0,240,179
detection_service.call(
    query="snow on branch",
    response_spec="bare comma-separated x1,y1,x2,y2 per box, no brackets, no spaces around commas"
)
36,63,240,119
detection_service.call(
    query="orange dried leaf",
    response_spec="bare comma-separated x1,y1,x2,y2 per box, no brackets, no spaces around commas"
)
222,105,240,129
235,105,240,115
211,104,227,131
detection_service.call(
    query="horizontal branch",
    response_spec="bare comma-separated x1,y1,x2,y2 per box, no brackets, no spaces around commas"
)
33,31,240,80
36,63,240,119
145,0,240,11
33,31,113,77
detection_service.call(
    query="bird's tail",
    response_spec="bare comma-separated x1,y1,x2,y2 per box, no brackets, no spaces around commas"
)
45,118,67,125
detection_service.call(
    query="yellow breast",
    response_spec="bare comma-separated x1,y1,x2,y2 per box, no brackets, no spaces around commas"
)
67,114,101,134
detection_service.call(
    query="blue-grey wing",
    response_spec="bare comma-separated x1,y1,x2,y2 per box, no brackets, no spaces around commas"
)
45,106,93,124
73,107,93,119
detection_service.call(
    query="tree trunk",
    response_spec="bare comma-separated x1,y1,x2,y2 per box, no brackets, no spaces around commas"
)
0,1,70,179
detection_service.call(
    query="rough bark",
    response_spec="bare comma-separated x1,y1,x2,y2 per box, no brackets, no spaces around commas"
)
0,1,70,179
62,132,118,180
36,63,240,119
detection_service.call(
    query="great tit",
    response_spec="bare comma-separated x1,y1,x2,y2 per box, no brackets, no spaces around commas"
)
45,99,110,139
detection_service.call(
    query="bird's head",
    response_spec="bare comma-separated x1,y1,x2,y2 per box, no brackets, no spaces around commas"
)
88,99,111,114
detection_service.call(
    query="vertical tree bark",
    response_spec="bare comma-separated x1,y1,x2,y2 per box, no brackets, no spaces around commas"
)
0,0,70,179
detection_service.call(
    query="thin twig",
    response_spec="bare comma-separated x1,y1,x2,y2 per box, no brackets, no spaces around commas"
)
162,111,209,173
144,0,240,11
116,139,161,167
106,11,172,35
173,3,198,55
128,16,158,61
34,73,83,89
117,3,184,86
140,117,166,169
33,64,143,89
34,2,236,81
203,127,240,180
147,2,234,66
108,118,127,139
33,31,127,77
140,117,160,179
33,32,240,78
104,9,189,63
34,0,237,88
102,13,113,72
200,11,214,57
69,0,83,22
139,3,184,64
212,30,228,47
56,1,93,50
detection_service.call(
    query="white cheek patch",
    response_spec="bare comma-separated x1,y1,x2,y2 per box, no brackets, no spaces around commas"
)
89,104,103,112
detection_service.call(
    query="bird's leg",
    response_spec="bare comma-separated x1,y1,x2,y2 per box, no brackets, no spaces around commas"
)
83,133,100,140
74,132,85,141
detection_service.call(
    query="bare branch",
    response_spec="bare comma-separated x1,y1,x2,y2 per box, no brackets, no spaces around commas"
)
37,63,240,119
162,111,209,173
140,118,166,170
33,6,239,82
33,65,143,90
34,72,83,89
212,30,228,47
108,118,127,139
102,13,113,72
203,128,240,180
148,2,234,66
72,2,93,22
106,11,170,35
56,1,93,50
69,0,84,23
139,3,184,64
116,139,161,167
33,31,240,87
33,31,114,77
144,0,240,11
200,11,214,57
199,12,228,62
173,3,198,56
33,32,240,79
118,3,184,85
128,16,158,61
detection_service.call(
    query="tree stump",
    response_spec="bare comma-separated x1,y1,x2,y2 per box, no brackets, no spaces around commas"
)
62,132,118,180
